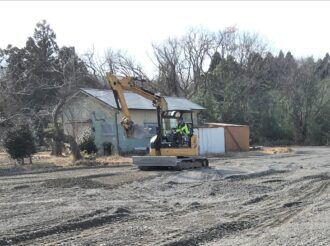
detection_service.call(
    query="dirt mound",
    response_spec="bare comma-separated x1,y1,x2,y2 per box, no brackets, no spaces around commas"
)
159,168,227,184
225,169,288,181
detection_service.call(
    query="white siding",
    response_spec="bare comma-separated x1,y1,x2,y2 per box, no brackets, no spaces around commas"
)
196,128,225,155
128,110,157,125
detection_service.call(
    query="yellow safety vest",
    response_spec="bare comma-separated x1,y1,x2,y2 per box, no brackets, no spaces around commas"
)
176,123,189,135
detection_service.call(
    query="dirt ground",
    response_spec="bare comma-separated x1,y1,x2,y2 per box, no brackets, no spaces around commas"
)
0,146,329,245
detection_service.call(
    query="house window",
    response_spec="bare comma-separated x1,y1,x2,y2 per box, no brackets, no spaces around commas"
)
144,123,158,136
101,123,116,136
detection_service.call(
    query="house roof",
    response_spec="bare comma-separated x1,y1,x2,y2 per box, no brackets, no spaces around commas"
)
80,88,205,111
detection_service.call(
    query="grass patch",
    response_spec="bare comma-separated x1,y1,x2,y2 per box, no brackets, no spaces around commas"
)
261,147,292,155
0,151,132,169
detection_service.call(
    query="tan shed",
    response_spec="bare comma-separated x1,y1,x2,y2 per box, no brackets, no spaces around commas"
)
203,123,250,152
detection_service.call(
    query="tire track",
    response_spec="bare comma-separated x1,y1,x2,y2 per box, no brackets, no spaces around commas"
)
155,175,330,245
243,175,330,230
0,210,130,245
162,220,255,246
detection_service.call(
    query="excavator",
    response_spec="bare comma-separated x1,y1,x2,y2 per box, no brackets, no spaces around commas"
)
107,73,208,170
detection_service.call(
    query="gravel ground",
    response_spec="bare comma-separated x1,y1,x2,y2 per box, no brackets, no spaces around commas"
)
0,146,329,245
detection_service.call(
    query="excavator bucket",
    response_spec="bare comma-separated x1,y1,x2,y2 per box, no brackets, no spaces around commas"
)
125,124,149,139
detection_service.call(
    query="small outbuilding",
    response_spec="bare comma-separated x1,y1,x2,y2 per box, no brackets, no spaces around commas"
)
200,123,250,152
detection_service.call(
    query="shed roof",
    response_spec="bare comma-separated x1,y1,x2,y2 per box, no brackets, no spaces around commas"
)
80,88,205,111
202,123,249,128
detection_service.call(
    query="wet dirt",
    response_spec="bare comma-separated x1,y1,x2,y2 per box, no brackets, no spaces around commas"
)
0,146,329,245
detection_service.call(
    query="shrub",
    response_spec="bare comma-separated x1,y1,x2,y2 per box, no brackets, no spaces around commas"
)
79,135,98,154
4,125,37,164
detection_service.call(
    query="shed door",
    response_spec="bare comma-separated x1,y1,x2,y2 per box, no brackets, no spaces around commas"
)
196,128,225,155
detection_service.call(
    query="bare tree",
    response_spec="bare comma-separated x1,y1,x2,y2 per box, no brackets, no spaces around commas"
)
181,28,216,97
152,28,217,98
83,48,149,88
152,38,184,96
83,47,109,87
236,31,268,65
215,26,238,60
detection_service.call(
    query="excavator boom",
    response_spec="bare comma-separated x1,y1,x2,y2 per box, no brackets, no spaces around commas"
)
107,73,167,138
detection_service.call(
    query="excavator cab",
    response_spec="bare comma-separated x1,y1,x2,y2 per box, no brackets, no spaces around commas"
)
160,110,194,148
149,108,201,159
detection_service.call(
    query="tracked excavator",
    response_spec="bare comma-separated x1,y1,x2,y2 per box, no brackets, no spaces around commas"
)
107,73,208,170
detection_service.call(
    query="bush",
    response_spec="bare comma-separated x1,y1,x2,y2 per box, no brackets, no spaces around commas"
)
4,125,37,164
79,135,98,154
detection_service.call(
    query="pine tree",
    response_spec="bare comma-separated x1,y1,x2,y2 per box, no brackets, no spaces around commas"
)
4,125,37,164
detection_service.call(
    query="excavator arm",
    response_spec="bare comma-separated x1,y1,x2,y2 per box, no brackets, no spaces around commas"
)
106,73,168,138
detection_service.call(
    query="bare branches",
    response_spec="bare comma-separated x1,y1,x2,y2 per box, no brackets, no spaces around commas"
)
181,28,215,97
151,28,217,97
114,51,149,79
152,37,184,96
83,48,149,89
83,47,108,86
237,32,268,65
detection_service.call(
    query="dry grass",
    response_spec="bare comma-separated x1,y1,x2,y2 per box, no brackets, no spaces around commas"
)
261,147,292,155
75,154,132,166
0,151,74,169
1,147,292,169
34,152,74,166
0,151,132,169
97,155,132,164
0,152,10,167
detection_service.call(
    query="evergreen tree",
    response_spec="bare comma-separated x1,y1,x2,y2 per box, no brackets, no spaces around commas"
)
4,125,37,164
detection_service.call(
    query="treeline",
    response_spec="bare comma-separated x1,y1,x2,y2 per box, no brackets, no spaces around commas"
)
1,21,330,149
146,27,330,145
194,51,330,145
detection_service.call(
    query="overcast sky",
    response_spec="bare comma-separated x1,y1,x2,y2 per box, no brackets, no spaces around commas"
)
1,1,330,76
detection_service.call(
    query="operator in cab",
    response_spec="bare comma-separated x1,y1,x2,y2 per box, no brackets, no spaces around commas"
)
174,117,190,146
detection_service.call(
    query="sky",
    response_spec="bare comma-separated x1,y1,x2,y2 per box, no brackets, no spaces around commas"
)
1,1,330,77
